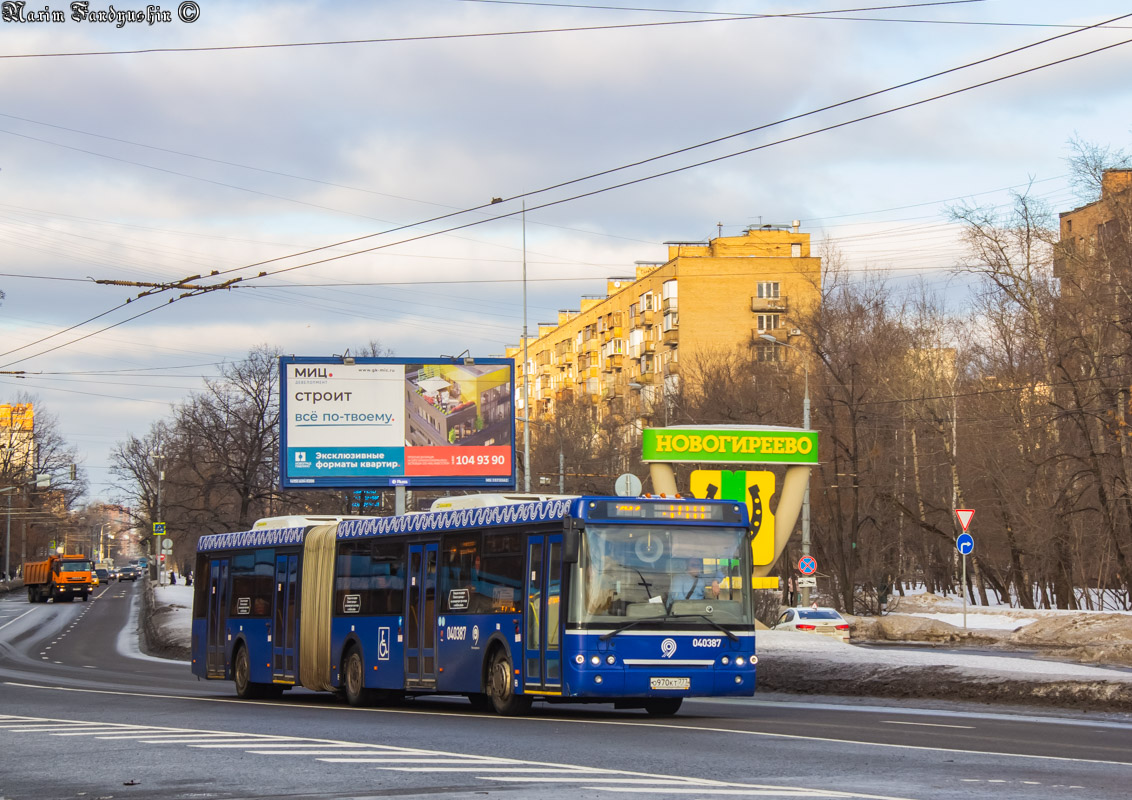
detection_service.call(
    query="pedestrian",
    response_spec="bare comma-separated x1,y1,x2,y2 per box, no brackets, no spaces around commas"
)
170,570,177,585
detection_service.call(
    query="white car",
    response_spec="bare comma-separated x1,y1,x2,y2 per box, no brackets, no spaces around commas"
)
773,607,851,642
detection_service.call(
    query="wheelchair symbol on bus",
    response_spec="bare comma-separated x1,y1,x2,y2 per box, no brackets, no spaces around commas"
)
378,627,390,661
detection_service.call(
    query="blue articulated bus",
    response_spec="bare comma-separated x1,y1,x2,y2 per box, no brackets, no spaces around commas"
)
191,496,756,715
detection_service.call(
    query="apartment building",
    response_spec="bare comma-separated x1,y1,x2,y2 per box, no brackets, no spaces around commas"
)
506,225,822,420
1055,168,1132,292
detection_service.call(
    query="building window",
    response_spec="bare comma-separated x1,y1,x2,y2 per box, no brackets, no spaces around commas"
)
757,281,780,299
791,243,802,257
757,314,781,331
662,312,678,332
757,345,784,362
640,292,654,311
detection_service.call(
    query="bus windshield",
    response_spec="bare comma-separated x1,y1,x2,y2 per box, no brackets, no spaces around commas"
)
578,525,752,625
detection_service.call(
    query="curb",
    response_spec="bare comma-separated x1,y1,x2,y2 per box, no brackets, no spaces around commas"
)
757,653,1132,712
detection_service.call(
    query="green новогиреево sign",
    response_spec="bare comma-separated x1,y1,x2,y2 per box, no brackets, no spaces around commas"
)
641,427,818,464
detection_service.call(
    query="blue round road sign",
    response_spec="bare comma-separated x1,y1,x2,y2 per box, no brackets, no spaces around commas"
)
798,555,817,575
956,532,974,555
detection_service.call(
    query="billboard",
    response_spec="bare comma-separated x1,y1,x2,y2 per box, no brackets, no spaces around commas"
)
641,426,817,465
279,357,515,490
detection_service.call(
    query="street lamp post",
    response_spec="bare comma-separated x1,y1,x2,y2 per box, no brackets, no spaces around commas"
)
760,333,812,605
153,451,165,585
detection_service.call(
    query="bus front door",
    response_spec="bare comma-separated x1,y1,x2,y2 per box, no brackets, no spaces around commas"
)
272,553,299,683
523,534,562,694
206,558,229,679
406,542,438,689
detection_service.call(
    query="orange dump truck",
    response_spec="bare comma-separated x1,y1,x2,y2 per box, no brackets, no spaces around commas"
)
23,554,95,603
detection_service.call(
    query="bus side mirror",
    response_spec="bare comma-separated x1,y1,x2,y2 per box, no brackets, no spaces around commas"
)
563,527,580,563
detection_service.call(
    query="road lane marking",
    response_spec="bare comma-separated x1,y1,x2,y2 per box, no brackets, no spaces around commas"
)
0,609,35,632
882,721,975,729
3,682,1129,767
0,713,916,800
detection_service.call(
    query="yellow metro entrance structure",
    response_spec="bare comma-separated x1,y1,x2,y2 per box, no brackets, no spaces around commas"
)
641,425,816,585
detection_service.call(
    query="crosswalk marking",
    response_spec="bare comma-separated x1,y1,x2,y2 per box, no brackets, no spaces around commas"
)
0,713,918,800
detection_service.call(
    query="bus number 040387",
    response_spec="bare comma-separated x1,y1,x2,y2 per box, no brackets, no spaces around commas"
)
452,454,506,466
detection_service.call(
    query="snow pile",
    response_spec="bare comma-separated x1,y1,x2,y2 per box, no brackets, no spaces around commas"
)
144,581,193,659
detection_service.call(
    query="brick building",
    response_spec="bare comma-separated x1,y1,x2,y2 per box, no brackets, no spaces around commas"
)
506,225,822,422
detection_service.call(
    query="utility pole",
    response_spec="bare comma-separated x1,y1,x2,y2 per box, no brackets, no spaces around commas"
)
522,201,530,493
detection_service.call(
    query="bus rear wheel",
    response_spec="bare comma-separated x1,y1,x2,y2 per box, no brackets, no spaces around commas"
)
644,698,683,716
343,645,377,707
486,650,531,716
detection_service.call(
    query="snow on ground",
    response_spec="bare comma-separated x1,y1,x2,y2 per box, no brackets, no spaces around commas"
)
147,581,193,656
758,629,1132,682
904,612,1038,630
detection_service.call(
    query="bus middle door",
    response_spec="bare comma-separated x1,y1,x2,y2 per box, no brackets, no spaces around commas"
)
206,558,229,679
405,542,438,689
524,533,562,695
272,553,299,683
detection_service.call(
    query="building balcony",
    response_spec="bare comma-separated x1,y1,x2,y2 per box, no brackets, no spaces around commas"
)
665,361,680,376
641,340,656,354
602,354,623,371
662,297,677,312
662,328,678,345
752,297,788,312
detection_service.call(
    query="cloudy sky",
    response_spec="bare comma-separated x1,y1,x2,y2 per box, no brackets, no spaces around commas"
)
0,0,1129,505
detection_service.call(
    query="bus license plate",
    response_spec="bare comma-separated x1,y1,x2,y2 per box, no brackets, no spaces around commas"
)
650,677,690,690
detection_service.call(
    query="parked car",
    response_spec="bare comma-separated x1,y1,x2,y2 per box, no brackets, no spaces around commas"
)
773,607,851,642
94,568,110,585
118,565,140,582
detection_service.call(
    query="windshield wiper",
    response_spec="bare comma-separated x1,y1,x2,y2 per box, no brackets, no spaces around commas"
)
599,618,653,641
668,613,740,642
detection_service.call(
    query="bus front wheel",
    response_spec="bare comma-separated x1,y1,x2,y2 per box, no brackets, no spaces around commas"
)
343,645,377,707
486,650,531,716
644,697,683,716
233,645,281,699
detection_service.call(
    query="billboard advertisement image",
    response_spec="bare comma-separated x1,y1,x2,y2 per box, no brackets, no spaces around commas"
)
280,357,515,489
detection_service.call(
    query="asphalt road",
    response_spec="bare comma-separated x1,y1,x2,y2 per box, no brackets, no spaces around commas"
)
2,582,1131,800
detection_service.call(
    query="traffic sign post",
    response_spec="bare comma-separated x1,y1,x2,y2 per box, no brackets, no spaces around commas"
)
955,510,975,630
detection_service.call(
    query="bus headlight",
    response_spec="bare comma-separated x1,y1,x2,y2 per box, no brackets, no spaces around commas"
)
605,655,616,665
734,675,743,684
575,655,585,665
595,675,603,684
720,656,730,665
735,657,745,667
590,655,601,666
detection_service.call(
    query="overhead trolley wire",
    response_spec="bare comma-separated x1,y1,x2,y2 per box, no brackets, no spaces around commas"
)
4,15,1129,368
